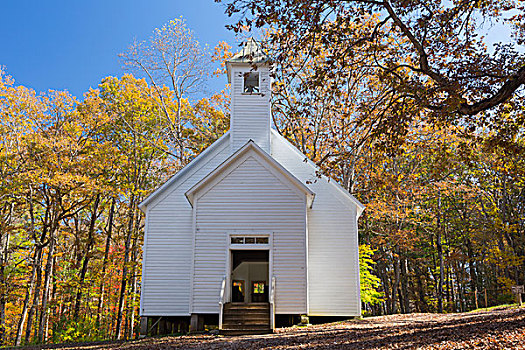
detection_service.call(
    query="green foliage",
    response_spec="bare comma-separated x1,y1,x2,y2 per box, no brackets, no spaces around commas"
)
51,317,103,343
359,244,384,308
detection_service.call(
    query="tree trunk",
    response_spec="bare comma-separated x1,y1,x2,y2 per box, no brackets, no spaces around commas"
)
22,191,47,345
96,198,115,328
415,265,428,312
129,208,141,339
46,255,57,342
0,250,5,346
436,195,444,313
15,270,34,346
466,237,478,299
378,257,392,314
176,99,185,163
392,249,401,314
115,195,136,339
0,202,13,346
37,231,56,343
74,195,100,320
129,262,138,339
15,247,41,346
37,201,59,344
457,261,466,312
24,246,43,344
449,264,456,312
400,257,410,313
437,233,444,313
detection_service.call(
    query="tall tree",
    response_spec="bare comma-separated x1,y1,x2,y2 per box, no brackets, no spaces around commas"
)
218,0,525,146
119,18,210,162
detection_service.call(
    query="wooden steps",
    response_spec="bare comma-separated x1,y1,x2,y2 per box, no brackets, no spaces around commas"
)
220,302,271,336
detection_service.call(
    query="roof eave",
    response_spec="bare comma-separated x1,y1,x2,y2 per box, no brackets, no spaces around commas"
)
185,140,315,206
270,129,366,213
138,132,230,212
307,193,316,209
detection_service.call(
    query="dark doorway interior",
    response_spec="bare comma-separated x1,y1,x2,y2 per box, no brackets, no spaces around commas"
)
231,250,269,303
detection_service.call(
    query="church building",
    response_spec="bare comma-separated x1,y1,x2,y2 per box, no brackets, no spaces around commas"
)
138,39,364,335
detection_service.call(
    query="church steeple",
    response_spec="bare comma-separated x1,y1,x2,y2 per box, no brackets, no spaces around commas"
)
226,38,272,153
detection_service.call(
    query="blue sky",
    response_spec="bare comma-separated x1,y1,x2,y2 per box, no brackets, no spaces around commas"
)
0,0,237,98
1,1,516,101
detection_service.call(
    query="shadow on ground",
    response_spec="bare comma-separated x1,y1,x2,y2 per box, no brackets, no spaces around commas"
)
13,306,525,350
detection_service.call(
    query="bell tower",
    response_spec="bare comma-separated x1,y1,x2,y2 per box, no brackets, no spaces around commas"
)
226,38,272,153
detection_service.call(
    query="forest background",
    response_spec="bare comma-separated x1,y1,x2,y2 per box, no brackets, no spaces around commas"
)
1,0,524,346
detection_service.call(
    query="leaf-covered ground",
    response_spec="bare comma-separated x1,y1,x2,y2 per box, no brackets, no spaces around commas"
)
20,306,525,350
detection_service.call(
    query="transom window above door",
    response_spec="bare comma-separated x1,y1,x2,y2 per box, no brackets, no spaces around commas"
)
230,236,269,245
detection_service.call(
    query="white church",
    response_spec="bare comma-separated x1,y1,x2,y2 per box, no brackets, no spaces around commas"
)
138,39,364,336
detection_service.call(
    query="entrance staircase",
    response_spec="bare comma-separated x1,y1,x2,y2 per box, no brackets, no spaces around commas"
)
220,303,271,335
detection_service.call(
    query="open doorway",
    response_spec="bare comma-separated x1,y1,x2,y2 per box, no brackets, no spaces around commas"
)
231,250,269,303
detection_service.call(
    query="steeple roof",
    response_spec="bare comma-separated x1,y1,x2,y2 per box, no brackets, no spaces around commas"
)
228,38,270,64
226,38,271,83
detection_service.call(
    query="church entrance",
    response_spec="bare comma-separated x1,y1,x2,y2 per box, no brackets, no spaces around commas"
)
230,250,269,303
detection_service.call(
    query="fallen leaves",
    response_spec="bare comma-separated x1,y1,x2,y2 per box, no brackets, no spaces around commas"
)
19,306,525,350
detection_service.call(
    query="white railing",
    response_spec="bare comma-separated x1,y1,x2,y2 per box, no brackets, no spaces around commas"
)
269,276,276,331
218,276,227,330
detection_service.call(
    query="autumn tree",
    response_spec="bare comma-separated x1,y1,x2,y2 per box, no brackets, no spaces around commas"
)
263,17,413,188
119,18,210,163
218,0,525,146
0,18,230,345
0,69,39,345
84,75,174,340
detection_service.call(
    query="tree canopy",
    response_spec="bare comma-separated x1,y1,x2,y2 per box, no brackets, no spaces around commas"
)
218,0,525,147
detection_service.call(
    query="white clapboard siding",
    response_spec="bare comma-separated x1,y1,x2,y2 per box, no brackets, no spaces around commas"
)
231,67,271,152
140,135,232,316
270,130,362,316
193,154,307,314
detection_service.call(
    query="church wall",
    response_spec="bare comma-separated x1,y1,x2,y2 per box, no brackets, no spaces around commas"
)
140,136,231,316
192,155,308,314
271,131,362,316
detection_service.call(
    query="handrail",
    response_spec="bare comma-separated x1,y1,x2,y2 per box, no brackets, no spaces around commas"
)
218,276,227,330
269,276,276,331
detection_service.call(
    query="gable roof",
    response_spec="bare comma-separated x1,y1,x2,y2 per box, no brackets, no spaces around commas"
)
138,132,230,212
270,129,365,217
185,140,316,208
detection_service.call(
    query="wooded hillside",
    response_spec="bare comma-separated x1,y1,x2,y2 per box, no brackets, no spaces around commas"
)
1,3,525,346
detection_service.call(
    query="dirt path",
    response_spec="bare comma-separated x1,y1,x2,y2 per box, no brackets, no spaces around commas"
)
16,306,525,350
